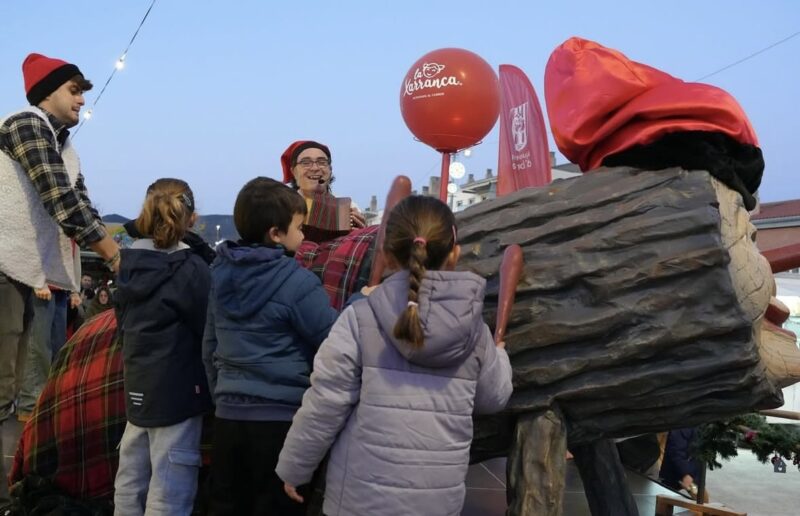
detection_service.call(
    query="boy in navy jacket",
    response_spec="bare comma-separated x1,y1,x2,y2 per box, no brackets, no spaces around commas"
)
203,177,337,515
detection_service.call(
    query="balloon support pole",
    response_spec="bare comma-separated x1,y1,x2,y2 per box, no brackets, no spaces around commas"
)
439,152,451,202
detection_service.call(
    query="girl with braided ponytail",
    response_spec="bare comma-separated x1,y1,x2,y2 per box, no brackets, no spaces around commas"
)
387,195,462,348
277,195,513,516
113,179,212,515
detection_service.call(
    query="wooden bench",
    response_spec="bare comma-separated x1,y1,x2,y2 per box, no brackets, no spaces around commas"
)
655,495,746,516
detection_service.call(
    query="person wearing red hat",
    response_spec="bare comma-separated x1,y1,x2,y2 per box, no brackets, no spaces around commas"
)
280,140,366,229
0,53,122,501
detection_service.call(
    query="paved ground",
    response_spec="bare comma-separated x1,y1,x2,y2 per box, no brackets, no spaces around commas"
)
705,451,800,516
463,452,800,516
462,457,676,515
4,418,798,515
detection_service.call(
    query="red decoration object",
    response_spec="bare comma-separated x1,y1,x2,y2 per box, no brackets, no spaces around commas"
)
495,244,524,345
544,37,758,172
400,48,500,153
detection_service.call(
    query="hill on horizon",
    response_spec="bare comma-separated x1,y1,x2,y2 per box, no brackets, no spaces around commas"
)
101,213,238,243
101,213,130,224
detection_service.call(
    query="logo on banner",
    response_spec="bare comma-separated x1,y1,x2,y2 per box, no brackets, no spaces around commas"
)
403,62,463,98
511,102,528,152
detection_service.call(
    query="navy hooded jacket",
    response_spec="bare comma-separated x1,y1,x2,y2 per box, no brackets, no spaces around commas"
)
659,427,701,490
115,241,212,427
202,241,338,421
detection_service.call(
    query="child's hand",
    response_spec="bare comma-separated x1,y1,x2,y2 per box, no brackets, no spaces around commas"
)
360,285,377,297
496,341,506,350
284,482,304,503
34,286,52,301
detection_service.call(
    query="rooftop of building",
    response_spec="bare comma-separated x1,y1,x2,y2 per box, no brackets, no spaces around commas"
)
753,199,800,221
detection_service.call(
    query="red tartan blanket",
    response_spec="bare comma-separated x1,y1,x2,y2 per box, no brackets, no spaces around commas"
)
10,309,125,500
296,225,379,311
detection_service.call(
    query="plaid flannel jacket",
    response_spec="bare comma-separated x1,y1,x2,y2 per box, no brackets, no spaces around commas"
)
296,225,379,311
0,109,105,247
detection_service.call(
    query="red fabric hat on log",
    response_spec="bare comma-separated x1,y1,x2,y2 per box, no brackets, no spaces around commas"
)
544,37,758,172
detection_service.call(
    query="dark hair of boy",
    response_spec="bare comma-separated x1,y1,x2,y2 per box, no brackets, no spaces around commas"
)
234,177,307,245
382,195,457,348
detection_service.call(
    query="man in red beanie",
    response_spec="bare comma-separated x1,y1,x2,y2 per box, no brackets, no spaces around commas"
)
280,140,367,229
0,53,121,502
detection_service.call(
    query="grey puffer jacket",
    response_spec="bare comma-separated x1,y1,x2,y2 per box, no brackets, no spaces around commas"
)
276,270,513,516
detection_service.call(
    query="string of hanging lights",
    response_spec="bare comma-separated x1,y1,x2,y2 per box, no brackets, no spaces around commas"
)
73,0,158,136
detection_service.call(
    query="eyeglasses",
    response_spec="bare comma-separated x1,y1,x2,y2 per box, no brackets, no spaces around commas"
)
296,158,331,169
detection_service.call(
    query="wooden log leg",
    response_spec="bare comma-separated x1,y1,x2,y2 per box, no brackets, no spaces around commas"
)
570,439,639,516
506,409,567,516
368,175,412,286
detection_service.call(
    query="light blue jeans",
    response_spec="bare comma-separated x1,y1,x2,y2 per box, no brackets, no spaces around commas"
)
113,415,203,516
17,290,67,414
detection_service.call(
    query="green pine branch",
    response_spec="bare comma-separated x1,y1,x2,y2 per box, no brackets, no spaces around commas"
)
692,414,800,470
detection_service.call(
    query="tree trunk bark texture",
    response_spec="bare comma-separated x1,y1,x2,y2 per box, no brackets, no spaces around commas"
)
459,168,785,451
506,409,567,516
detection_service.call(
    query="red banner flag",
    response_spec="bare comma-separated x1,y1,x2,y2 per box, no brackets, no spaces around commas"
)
497,64,551,195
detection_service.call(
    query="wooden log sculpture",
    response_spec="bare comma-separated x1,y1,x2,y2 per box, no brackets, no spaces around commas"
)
458,166,800,515
298,166,798,515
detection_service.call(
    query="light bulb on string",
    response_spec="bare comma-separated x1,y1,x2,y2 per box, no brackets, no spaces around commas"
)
449,161,466,180
69,0,157,139
447,182,458,195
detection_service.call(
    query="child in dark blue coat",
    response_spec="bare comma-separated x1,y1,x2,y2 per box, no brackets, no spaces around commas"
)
203,177,338,515
113,179,211,516
660,427,702,494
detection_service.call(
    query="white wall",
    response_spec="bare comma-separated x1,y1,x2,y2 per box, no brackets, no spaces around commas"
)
772,276,800,417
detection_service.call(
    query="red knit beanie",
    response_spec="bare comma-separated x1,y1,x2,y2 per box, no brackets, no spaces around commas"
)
280,140,332,183
23,53,87,106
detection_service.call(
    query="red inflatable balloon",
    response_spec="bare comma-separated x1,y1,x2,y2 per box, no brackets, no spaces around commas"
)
400,48,500,153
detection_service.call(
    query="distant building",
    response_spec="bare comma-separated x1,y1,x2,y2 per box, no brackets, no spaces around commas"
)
751,199,800,415
751,198,800,253
415,152,582,213
449,168,494,212
363,195,382,227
